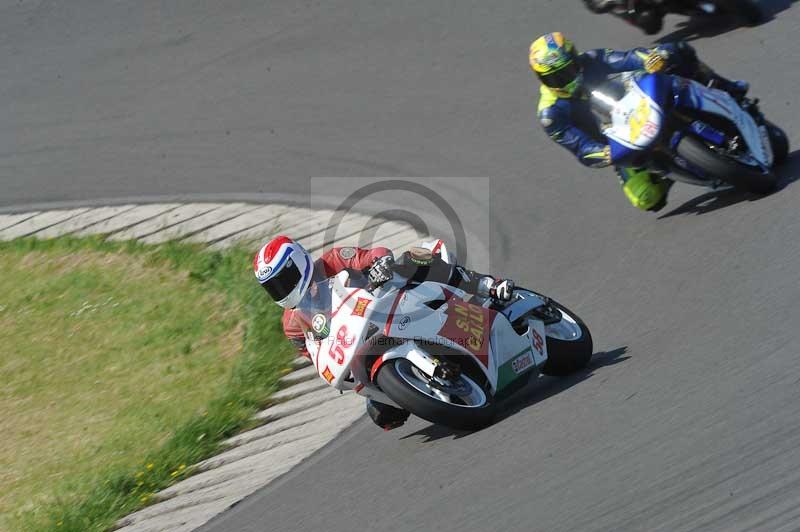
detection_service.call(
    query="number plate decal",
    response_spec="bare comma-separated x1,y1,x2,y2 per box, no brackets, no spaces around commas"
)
529,319,548,366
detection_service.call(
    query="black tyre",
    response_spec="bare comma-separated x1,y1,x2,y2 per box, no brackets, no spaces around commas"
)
376,358,496,430
766,121,789,167
540,301,594,377
676,135,777,194
637,10,664,34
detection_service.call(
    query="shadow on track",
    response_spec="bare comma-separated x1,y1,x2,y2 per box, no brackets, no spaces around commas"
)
655,0,796,43
496,346,630,421
776,149,800,191
400,347,630,443
656,14,748,43
657,150,800,218
658,187,755,218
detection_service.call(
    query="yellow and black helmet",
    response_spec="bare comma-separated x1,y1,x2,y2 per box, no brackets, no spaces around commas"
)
529,32,582,96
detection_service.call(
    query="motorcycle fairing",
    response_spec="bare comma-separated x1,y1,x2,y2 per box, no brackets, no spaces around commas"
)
492,317,548,391
603,74,665,158
500,289,549,322
494,289,551,373
381,282,546,393
307,270,550,398
674,79,773,167
384,283,498,369
305,272,376,390
688,120,726,146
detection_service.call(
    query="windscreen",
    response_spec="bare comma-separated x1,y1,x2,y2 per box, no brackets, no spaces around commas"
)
293,270,371,339
590,78,627,124
294,279,335,339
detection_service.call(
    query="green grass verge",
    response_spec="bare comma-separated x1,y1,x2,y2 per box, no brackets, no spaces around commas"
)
1,236,295,532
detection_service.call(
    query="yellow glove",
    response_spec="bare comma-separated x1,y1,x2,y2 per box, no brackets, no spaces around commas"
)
584,145,612,167
643,50,669,73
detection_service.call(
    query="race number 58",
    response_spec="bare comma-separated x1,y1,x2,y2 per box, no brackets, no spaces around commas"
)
531,329,544,356
328,325,353,365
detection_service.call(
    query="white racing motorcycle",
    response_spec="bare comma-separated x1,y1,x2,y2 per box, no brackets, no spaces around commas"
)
296,242,593,430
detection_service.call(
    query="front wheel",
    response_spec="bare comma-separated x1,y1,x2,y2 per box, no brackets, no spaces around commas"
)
540,301,594,376
766,121,789,167
376,358,496,430
675,135,778,194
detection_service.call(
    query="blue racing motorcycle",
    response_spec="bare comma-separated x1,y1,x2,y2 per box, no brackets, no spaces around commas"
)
590,72,788,193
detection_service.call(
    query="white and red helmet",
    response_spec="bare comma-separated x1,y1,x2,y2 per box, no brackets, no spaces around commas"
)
253,236,313,309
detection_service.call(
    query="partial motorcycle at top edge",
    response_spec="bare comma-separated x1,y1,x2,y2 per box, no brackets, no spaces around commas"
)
583,0,764,34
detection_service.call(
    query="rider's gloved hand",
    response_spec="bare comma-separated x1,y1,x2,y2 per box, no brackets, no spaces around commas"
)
477,276,515,301
368,255,394,287
586,145,613,168
491,279,515,302
601,145,612,165
643,49,669,73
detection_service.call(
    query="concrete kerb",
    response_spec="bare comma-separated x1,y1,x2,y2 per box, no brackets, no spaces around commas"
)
72,204,184,237
0,211,41,232
223,398,347,448
278,364,319,386
196,403,363,473
35,205,138,238
138,203,262,244
0,208,91,239
253,387,346,423
106,203,226,241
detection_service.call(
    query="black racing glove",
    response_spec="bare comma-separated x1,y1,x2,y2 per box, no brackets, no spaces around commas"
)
491,279,515,302
477,276,515,302
368,255,394,287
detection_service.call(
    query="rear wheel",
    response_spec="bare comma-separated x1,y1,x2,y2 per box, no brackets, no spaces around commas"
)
540,301,594,376
676,135,777,194
376,358,496,430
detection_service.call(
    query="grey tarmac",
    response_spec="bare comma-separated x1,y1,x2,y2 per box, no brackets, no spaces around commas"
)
2,1,800,531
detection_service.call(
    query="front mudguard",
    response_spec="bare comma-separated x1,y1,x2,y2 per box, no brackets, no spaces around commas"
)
369,339,495,395
369,341,437,382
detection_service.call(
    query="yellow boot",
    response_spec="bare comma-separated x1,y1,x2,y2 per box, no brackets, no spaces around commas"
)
619,167,670,211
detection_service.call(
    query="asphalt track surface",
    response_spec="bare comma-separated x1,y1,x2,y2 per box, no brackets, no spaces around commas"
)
5,1,800,531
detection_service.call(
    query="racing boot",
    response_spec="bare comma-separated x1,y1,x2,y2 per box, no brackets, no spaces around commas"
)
675,46,749,100
695,60,749,100
366,399,410,431
709,77,749,101
619,167,673,212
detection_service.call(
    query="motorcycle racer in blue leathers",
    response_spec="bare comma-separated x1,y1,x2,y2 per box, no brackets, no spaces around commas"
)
530,32,749,211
